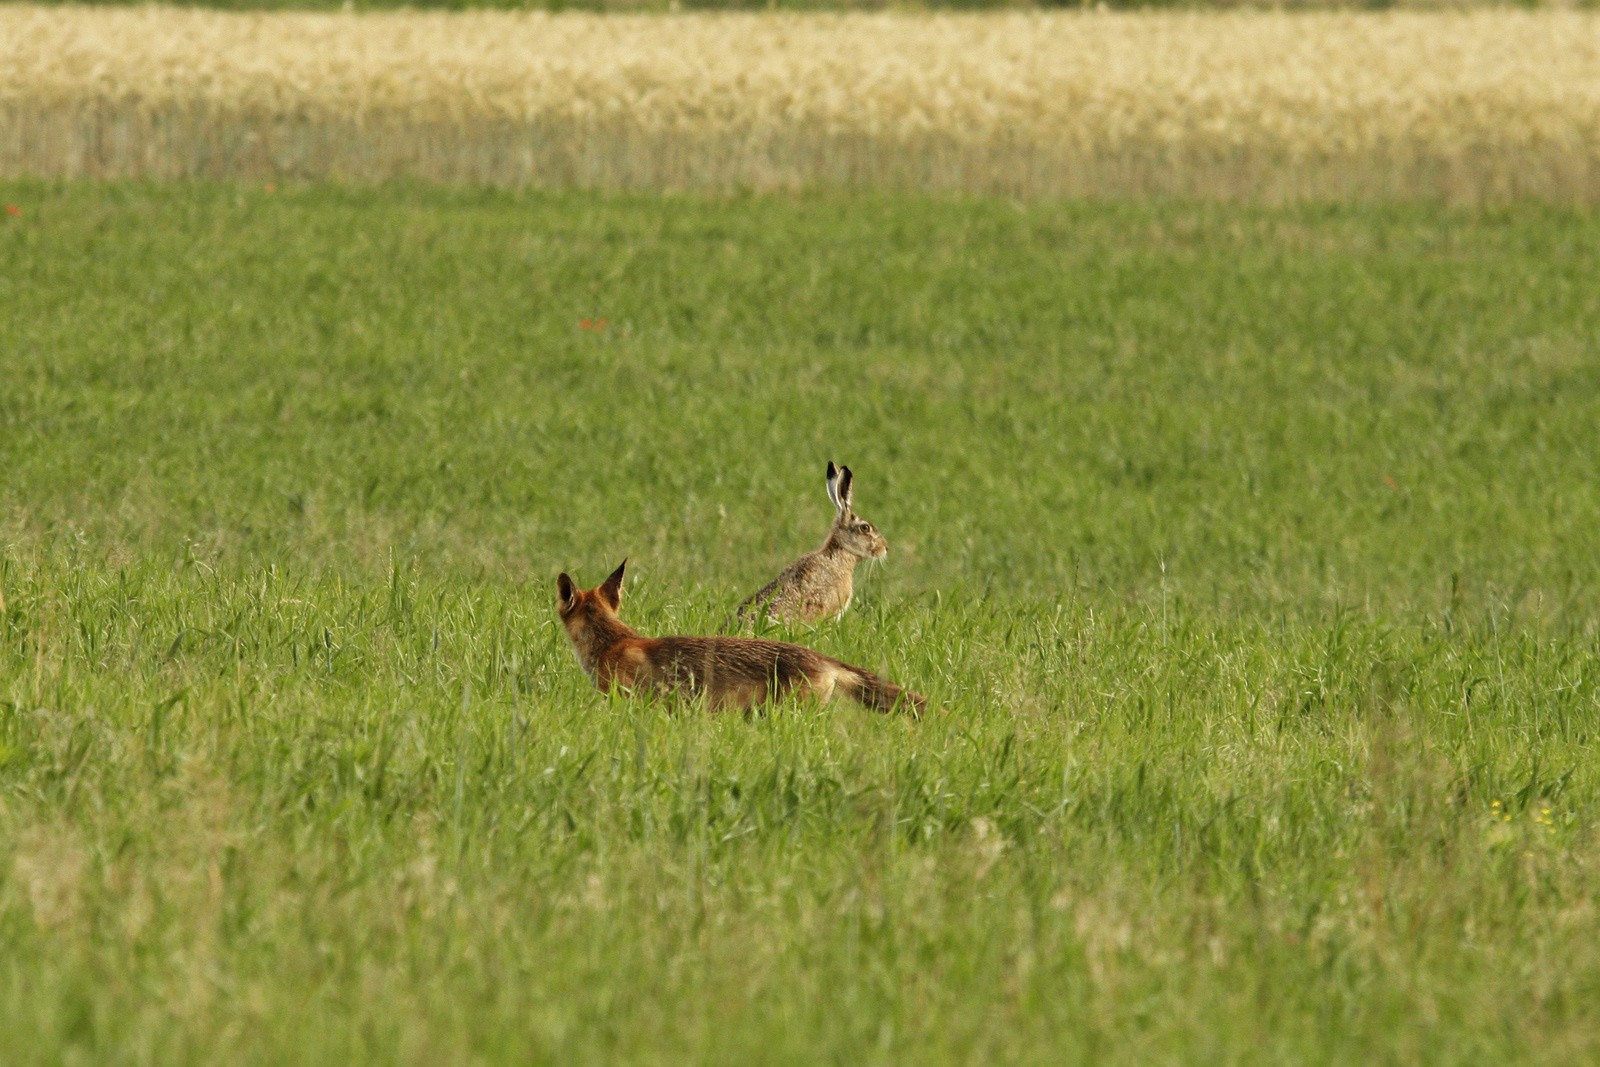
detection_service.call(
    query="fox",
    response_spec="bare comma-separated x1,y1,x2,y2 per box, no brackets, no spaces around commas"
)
557,560,927,716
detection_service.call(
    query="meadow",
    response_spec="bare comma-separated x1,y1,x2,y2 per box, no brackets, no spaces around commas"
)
3,180,1600,1063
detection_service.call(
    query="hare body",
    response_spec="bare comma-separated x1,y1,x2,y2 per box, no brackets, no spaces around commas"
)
558,561,925,715
732,462,887,628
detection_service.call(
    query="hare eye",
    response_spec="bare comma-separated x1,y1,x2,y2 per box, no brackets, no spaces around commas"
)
858,523,871,533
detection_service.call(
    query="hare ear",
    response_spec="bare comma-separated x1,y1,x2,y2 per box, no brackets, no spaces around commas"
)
837,466,855,511
557,573,576,609
599,559,627,610
825,461,842,511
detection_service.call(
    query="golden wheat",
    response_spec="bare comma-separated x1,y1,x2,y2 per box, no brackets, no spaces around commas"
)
3,6,1599,200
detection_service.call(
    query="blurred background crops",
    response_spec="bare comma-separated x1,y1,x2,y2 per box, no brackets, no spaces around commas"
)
12,0,1584,9
5,7,1600,201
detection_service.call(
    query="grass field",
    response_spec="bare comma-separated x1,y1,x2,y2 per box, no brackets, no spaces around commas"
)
3,181,1600,1064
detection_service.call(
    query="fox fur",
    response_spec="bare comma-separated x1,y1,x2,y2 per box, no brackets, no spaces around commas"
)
558,561,926,716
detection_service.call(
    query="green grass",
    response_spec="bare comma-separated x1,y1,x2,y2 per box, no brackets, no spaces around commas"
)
2,181,1600,1064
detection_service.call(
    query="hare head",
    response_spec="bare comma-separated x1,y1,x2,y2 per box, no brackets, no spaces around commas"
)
825,461,888,561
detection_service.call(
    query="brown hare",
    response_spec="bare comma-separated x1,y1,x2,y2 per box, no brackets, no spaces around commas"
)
729,461,887,629
557,561,926,715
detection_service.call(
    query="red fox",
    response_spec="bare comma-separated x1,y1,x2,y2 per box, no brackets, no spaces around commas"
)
557,561,927,716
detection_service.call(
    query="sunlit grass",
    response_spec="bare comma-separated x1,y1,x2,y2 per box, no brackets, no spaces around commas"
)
2,182,1599,1064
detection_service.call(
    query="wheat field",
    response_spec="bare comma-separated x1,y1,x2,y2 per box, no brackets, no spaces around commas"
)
3,6,1600,200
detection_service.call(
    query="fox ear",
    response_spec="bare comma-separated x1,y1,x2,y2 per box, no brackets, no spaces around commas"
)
557,573,575,608
837,466,854,511
825,461,842,511
599,559,627,610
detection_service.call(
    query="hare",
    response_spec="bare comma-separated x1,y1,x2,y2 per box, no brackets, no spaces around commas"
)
558,561,925,715
729,461,888,629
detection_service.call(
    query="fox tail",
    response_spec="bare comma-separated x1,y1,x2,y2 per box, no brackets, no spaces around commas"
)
833,662,928,716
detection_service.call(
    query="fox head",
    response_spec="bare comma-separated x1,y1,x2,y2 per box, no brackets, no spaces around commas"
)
556,560,631,667
825,461,888,560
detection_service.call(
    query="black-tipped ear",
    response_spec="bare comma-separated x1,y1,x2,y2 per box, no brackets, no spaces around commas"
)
838,466,854,509
557,573,575,607
599,559,627,610
826,461,841,510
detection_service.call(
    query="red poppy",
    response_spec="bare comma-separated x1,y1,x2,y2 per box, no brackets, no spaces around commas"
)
596,318,608,330
4,205,18,217
580,318,593,330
